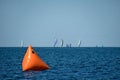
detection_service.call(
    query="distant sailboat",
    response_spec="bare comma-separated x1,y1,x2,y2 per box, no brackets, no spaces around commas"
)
21,40,23,47
66,44,69,47
69,43,72,47
60,39,64,47
78,40,81,47
53,39,57,47
102,45,104,47
66,43,72,47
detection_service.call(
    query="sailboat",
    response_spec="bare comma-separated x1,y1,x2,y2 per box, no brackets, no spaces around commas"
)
20,40,23,47
66,43,72,47
53,39,57,47
78,40,81,47
60,39,64,47
69,43,72,47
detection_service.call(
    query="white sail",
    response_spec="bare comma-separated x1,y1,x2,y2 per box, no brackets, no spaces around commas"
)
78,40,81,47
60,39,64,47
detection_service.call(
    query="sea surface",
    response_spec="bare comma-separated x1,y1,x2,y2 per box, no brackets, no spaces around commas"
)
0,47,120,80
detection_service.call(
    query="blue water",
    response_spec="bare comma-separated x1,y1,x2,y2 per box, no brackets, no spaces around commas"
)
0,47,120,80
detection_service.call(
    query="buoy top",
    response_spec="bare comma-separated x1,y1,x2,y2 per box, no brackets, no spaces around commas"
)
22,45,49,71
28,45,32,48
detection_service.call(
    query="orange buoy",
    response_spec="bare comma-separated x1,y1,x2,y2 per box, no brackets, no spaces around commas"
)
22,45,49,71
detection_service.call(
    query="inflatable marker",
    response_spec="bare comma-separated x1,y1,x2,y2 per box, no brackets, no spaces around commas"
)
22,45,49,71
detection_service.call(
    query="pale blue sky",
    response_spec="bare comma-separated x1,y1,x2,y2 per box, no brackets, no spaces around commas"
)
0,0,120,47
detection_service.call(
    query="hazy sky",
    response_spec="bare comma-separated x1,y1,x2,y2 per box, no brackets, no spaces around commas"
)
0,0,120,47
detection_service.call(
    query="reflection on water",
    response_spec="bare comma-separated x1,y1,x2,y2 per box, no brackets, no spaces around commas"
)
23,71,38,79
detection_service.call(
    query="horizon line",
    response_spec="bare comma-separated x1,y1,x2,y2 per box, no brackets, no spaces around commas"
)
0,46,120,48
